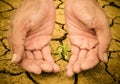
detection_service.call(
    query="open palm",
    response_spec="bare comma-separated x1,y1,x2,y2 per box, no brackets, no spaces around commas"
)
65,0,111,77
8,0,59,74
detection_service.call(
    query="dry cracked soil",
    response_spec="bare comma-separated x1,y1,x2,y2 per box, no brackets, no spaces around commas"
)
0,0,120,84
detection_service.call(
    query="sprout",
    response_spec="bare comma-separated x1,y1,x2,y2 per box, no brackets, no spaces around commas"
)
57,45,68,61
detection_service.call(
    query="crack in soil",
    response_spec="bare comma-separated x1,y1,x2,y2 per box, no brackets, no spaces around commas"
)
74,74,78,84
52,33,67,42
55,21,65,25
110,16,120,27
104,52,119,83
0,50,10,56
0,38,9,49
0,0,15,13
110,17,116,27
105,63,118,82
0,37,10,56
56,0,64,9
52,33,67,45
0,70,23,76
102,0,120,8
112,38,120,42
55,21,66,31
108,2,120,8
25,72,39,84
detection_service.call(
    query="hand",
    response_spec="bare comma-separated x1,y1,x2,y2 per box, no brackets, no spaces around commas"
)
8,0,59,74
65,0,112,77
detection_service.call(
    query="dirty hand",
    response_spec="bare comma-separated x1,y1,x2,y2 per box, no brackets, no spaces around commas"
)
8,0,59,74
65,0,112,77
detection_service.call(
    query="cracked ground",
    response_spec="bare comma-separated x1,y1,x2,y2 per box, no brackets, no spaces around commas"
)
0,0,120,84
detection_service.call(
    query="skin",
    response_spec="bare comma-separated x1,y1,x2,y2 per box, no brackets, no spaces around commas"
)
8,0,112,76
65,0,112,77
8,0,59,74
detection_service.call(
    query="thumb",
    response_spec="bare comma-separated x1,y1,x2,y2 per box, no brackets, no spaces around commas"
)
8,22,27,64
95,23,112,63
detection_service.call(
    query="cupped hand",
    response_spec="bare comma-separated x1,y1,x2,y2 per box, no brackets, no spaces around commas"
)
8,0,59,74
65,0,112,77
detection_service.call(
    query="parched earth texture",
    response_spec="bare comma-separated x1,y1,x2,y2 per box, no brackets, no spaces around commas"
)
0,0,120,84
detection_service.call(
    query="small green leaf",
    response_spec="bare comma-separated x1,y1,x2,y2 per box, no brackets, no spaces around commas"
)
56,45,68,60
64,55,68,60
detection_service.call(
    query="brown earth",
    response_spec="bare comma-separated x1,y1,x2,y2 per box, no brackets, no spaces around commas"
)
0,0,120,84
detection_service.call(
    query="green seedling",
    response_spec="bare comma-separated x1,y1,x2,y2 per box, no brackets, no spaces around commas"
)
57,45,68,61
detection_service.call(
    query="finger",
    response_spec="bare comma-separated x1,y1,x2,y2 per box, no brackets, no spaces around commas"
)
73,49,88,73
95,18,112,63
68,45,80,65
32,50,42,60
66,45,79,77
32,46,54,72
19,52,41,74
32,50,53,72
80,46,99,70
19,59,42,74
35,60,53,73
8,22,27,63
66,65,74,77
41,45,60,73
25,51,35,60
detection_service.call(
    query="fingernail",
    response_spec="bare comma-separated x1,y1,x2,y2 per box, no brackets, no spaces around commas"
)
11,54,17,63
103,53,108,63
